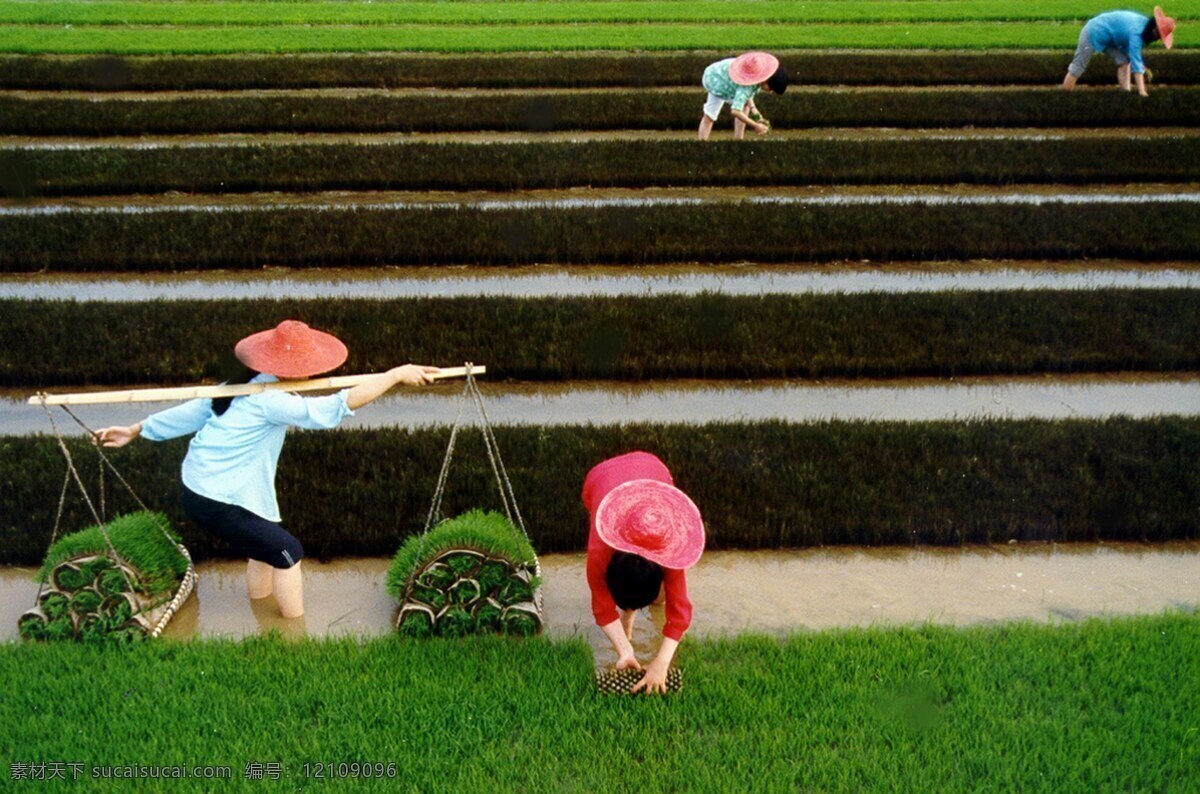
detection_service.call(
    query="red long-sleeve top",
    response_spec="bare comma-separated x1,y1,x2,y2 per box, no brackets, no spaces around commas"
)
583,451,694,641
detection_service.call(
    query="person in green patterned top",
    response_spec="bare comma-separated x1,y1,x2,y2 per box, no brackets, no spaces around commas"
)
698,51,789,141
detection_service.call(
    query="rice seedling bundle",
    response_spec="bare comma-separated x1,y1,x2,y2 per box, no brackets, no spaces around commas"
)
387,510,543,639
595,667,684,695
17,511,194,644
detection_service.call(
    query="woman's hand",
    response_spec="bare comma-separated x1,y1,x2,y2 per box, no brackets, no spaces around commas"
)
631,657,670,695
390,364,441,386
753,122,770,135
615,652,642,671
93,424,141,448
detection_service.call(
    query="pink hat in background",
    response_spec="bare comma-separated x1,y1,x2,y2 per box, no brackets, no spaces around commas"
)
595,479,706,570
1155,6,1175,49
729,51,780,86
234,320,348,379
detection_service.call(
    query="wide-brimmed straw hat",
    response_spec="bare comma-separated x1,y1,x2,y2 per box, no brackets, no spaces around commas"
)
595,479,705,570
234,320,348,379
729,51,780,86
1155,6,1176,49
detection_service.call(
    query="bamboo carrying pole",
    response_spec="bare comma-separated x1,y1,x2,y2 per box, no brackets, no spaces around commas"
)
28,366,487,406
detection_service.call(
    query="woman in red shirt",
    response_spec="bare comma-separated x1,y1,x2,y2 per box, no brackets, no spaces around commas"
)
583,451,705,694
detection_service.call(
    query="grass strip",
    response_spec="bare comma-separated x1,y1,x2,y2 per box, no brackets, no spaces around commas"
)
5,52,1200,90
10,136,1200,197
3,22,1197,56
6,1,1198,27
0,615,1197,791
36,511,186,595
7,87,1200,137
2,417,1197,564
3,196,1198,270
2,290,1197,385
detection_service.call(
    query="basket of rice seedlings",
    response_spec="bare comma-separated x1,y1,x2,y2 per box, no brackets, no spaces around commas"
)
387,510,543,639
18,511,196,643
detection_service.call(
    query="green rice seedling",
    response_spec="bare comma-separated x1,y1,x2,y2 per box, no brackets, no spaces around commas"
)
436,606,475,638
473,599,503,634
77,613,107,644
387,511,536,600
100,594,135,624
410,586,447,612
96,567,135,597
444,552,481,578
38,591,70,620
416,562,455,591
50,562,91,592
37,512,186,596
500,607,540,637
497,576,536,607
17,609,49,641
44,614,76,642
476,560,509,596
69,588,102,615
397,606,435,639
448,578,481,605
5,52,1198,92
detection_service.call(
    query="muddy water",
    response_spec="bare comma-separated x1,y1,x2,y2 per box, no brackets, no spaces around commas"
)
3,262,1200,302
2,544,1196,661
3,374,1198,435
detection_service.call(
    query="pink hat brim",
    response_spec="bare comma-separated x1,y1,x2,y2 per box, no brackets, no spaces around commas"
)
729,51,780,86
234,320,348,379
595,480,705,570
1155,6,1175,49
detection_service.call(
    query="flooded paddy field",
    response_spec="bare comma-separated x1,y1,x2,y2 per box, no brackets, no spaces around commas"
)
5,373,1198,434
3,261,1199,301
3,543,1195,658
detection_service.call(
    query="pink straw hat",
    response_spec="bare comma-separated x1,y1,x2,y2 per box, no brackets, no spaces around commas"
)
595,479,706,570
729,51,780,86
1155,6,1175,49
234,320,348,379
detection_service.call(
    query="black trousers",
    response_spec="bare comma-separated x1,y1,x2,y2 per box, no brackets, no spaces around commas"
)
180,484,304,569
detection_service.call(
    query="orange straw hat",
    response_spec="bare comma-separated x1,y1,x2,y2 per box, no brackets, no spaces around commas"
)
595,479,706,570
234,320,348,379
729,51,780,86
1155,6,1175,49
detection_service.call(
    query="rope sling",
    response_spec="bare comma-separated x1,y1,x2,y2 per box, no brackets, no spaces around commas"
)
28,397,197,638
401,363,543,627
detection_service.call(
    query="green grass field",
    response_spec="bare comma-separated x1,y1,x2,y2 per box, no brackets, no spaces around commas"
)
5,0,1197,26
1,0,1196,54
2,613,1197,791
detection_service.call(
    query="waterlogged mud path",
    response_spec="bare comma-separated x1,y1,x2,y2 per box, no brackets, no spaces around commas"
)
4,374,1199,435
5,182,1200,214
2,544,1197,658
4,261,1200,302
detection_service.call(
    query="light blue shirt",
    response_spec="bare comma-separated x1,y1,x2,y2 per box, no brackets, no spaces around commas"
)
703,58,760,112
1085,10,1150,74
141,374,353,521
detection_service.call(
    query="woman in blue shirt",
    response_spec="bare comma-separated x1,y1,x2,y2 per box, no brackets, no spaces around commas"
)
94,320,440,619
1063,7,1176,96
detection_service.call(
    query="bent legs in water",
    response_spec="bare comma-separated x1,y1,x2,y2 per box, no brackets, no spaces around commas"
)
246,558,304,618
620,609,636,640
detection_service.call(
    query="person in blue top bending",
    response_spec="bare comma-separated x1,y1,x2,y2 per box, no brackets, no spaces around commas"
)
94,320,440,619
1063,6,1176,96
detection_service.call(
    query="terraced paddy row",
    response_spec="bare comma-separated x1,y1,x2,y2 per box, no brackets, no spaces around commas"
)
5,262,1198,300
6,50,1200,89
5,186,1199,269
7,129,1200,195
7,374,1199,434
7,86,1200,135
